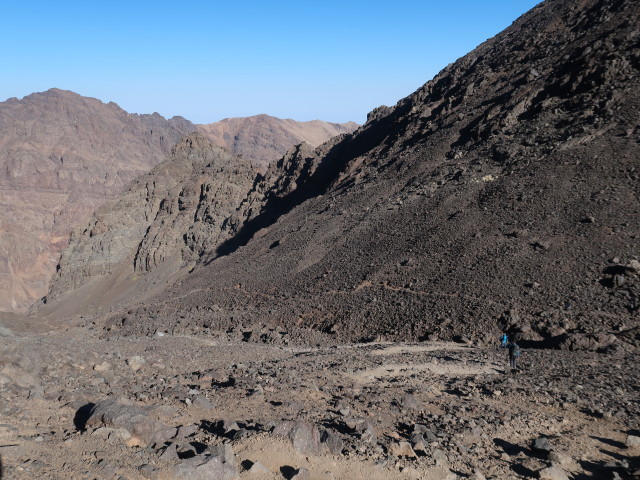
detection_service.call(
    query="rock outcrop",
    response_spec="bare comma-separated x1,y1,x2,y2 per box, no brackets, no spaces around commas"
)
43,134,255,311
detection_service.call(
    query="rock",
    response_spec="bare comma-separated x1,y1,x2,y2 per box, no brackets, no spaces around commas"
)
273,421,321,455
291,467,310,480
83,399,175,447
432,449,449,466
174,424,198,439
205,444,236,465
532,436,553,452
247,461,271,474
93,361,111,371
399,394,422,410
413,424,428,435
191,396,215,409
320,429,344,455
538,465,570,480
127,356,146,372
158,442,178,461
360,427,377,443
549,451,574,469
173,452,238,480
91,426,131,441
389,441,417,458
626,435,640,448
470,471,486,480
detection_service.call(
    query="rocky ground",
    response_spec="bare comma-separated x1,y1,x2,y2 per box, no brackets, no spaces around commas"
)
1,317,638,479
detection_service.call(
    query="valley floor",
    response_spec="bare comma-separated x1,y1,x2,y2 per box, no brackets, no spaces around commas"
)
0,318,638,479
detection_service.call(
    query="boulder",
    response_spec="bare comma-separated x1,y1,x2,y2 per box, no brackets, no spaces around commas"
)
626,435,640,448
273,421,321,455
291,467,310,480
532,436,553,452
247,461,271,474
320,429,344,455
173,452,238,480
389,441,417,458
538,465,569,480
83,399,175,447
549,451,575,469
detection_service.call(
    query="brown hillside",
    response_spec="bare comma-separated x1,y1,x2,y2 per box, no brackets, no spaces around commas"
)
0,90,357,314
0,89,196,312
45,0,639,352
198,114,359,170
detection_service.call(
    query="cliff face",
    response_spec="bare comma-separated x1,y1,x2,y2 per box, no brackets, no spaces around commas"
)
46,0,640,349
45,134,255,308
197,114,358,171
0,89,196,312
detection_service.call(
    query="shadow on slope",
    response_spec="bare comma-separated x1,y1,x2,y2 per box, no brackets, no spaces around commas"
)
212,102,414,260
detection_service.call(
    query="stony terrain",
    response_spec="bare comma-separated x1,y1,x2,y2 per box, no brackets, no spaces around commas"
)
198,115,358,171
0,316,638,480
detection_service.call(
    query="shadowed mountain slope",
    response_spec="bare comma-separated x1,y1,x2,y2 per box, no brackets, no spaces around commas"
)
45,0,640,349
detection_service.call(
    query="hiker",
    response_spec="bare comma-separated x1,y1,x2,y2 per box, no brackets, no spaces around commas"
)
507,341,521,371
500,332,508,348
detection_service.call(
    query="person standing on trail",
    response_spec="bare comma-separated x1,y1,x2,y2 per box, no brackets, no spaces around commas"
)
500,332,508,348
507,341,521,372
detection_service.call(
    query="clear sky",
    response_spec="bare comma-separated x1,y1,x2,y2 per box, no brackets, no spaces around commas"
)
0,1,540,124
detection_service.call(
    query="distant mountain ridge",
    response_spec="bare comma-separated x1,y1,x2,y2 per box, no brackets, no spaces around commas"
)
0,88,358,312
198,115,358,171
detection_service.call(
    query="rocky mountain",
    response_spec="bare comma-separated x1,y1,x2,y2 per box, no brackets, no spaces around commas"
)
0,90,357,313
197,114,358,171
43,0,639,353
3,1,640,479
44,134,255,314
0,89,197,313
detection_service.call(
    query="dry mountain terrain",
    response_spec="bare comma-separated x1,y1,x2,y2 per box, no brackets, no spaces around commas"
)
45,0,640,352
0,89,196,313
1,0,640,479
198,114,358,171
0,90,356,313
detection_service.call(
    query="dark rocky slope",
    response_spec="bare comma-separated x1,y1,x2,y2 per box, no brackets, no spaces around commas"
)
47,0,639,350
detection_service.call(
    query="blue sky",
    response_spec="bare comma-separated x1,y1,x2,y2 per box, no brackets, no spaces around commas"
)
1,1,540,124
